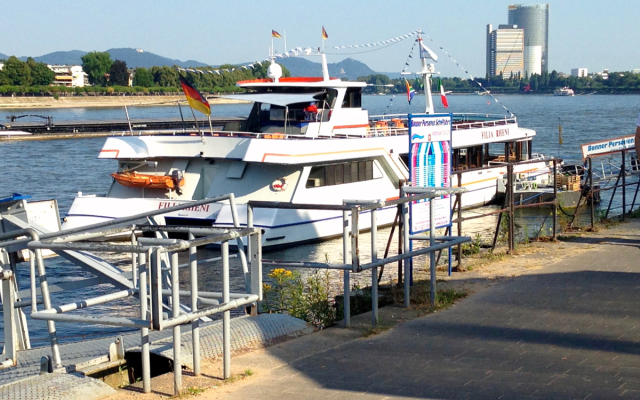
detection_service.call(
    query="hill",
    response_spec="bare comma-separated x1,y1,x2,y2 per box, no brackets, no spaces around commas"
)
6,48,208,68
0,53,8,61
279,57,376,80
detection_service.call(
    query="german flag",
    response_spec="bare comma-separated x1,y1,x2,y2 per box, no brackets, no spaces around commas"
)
322,26,328,40
272,30,282,38
179,75,210,116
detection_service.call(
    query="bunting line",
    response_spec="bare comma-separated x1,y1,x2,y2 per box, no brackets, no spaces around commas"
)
330,30,420,50
421,33,514,116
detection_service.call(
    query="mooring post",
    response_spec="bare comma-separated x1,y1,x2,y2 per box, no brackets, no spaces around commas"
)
2,271,17,367
552,159,557,240
429,197,437,307
402,187,411,307
188,232,200,376
371,208,378,328
589,157,595,229
138,251,151,393
342,210,350,328
222,240,231,380
622,150,626,221
171,251,182,396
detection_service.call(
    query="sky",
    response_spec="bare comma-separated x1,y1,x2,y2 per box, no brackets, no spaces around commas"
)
1,0,638,78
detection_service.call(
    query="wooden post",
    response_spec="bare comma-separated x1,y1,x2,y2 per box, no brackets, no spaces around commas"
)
589,157,595,229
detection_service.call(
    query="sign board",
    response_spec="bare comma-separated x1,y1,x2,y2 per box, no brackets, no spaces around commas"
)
581,135,635,159
408,114,453,234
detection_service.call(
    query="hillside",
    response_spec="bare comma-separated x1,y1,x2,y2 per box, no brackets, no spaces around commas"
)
279,57,376,80
4,48,208,68
0,53,8,60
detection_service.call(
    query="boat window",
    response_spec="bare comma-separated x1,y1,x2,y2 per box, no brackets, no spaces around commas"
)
306,160,378,188
342,87,362,108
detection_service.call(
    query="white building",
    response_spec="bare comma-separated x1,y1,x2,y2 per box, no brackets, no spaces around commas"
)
486,24,524,79
0,62,3,71
571,68,588,77
49,65,89,87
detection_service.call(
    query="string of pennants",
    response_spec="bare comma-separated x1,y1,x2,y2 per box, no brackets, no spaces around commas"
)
385,39,417,114
421,33,514,116
331,30,420,50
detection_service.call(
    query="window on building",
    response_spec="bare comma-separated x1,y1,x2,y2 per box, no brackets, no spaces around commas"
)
306,160,378,188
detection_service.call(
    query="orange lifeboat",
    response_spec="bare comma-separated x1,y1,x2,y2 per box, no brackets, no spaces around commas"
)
111,172,185,190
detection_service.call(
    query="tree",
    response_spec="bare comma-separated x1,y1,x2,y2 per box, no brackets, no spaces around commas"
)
2,56,32,86
81,51,113,86
108,60,129,86
31,62,55,85
132,67,154,87
151,66,179,87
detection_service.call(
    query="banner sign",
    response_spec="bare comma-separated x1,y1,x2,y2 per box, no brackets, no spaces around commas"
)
581,135,635,159
408,114,453,234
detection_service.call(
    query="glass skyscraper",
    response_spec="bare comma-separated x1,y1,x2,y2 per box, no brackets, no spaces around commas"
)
508,3,549,76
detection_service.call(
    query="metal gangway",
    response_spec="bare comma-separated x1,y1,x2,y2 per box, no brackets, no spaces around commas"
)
0,185,469,396
0,194,261,396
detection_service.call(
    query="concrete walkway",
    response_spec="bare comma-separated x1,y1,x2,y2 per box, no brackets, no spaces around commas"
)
198,220,640,400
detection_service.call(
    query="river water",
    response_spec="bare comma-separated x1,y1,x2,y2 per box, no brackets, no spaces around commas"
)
0,94,639,345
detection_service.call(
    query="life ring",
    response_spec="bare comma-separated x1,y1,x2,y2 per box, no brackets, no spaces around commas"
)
271,177,288,191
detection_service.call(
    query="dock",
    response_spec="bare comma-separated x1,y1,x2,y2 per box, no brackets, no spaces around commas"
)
0,116,244,135
0,314,311,400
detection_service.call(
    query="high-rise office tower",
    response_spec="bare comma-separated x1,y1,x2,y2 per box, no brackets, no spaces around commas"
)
508,3,549,76
486,24,524,79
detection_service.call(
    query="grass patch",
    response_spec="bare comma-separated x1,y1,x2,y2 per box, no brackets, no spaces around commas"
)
186,386,205,396
391,281,466,314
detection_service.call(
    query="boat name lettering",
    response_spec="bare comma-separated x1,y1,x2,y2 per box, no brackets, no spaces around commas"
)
158,202,210,212
481,128,509,140
411,118,450,127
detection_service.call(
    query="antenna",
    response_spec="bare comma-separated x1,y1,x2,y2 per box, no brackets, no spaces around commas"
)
417,30,438,114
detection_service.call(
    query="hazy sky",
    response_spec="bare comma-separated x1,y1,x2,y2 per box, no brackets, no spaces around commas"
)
1,0,637,77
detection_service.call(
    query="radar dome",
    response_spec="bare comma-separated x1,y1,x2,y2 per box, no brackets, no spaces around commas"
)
267,62,283,80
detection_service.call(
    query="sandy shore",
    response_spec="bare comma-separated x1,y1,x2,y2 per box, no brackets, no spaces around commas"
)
0,95,248,109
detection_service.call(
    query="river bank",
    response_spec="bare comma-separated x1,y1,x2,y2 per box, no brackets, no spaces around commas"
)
0,95,247,109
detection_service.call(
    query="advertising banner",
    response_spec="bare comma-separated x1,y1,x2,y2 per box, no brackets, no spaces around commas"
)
408,114,453,234
581,135,635,159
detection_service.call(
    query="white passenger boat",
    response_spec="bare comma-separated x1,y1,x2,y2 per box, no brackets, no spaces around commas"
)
63,34,553,247
553,87,575,96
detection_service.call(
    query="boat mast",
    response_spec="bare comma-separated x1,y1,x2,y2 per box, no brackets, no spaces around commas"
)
417,30,438,114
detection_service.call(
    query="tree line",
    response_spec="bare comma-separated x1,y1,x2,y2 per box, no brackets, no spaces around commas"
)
358,70,640,95
0,51,290,95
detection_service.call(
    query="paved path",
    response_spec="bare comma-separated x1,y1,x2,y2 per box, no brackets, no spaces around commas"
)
203,220,640,400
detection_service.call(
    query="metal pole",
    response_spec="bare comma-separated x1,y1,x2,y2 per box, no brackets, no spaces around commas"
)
189,232,200,376
342,210,350,328
350,207,360,273
402,187,411,307
631,171,640,214
552,160,557,240
138,251,150,393
208,115,214,135
589,157,595,229
171,251,182,396
222,240,231,379
124,105,133,135
507,164,514,252
2,272,16,366
177,100,186,132
188,104,202,136
604,168,623,220
34,248,61,367
456,175,462,269
131,232,138,289
429,198,437,307
622,150,626,221
371,208,378,328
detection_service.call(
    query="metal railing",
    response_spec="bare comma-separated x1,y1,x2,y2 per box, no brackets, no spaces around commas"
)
0,194,261,396
248,185,469,328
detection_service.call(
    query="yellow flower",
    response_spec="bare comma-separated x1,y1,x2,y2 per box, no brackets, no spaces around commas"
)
262,284,272,290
